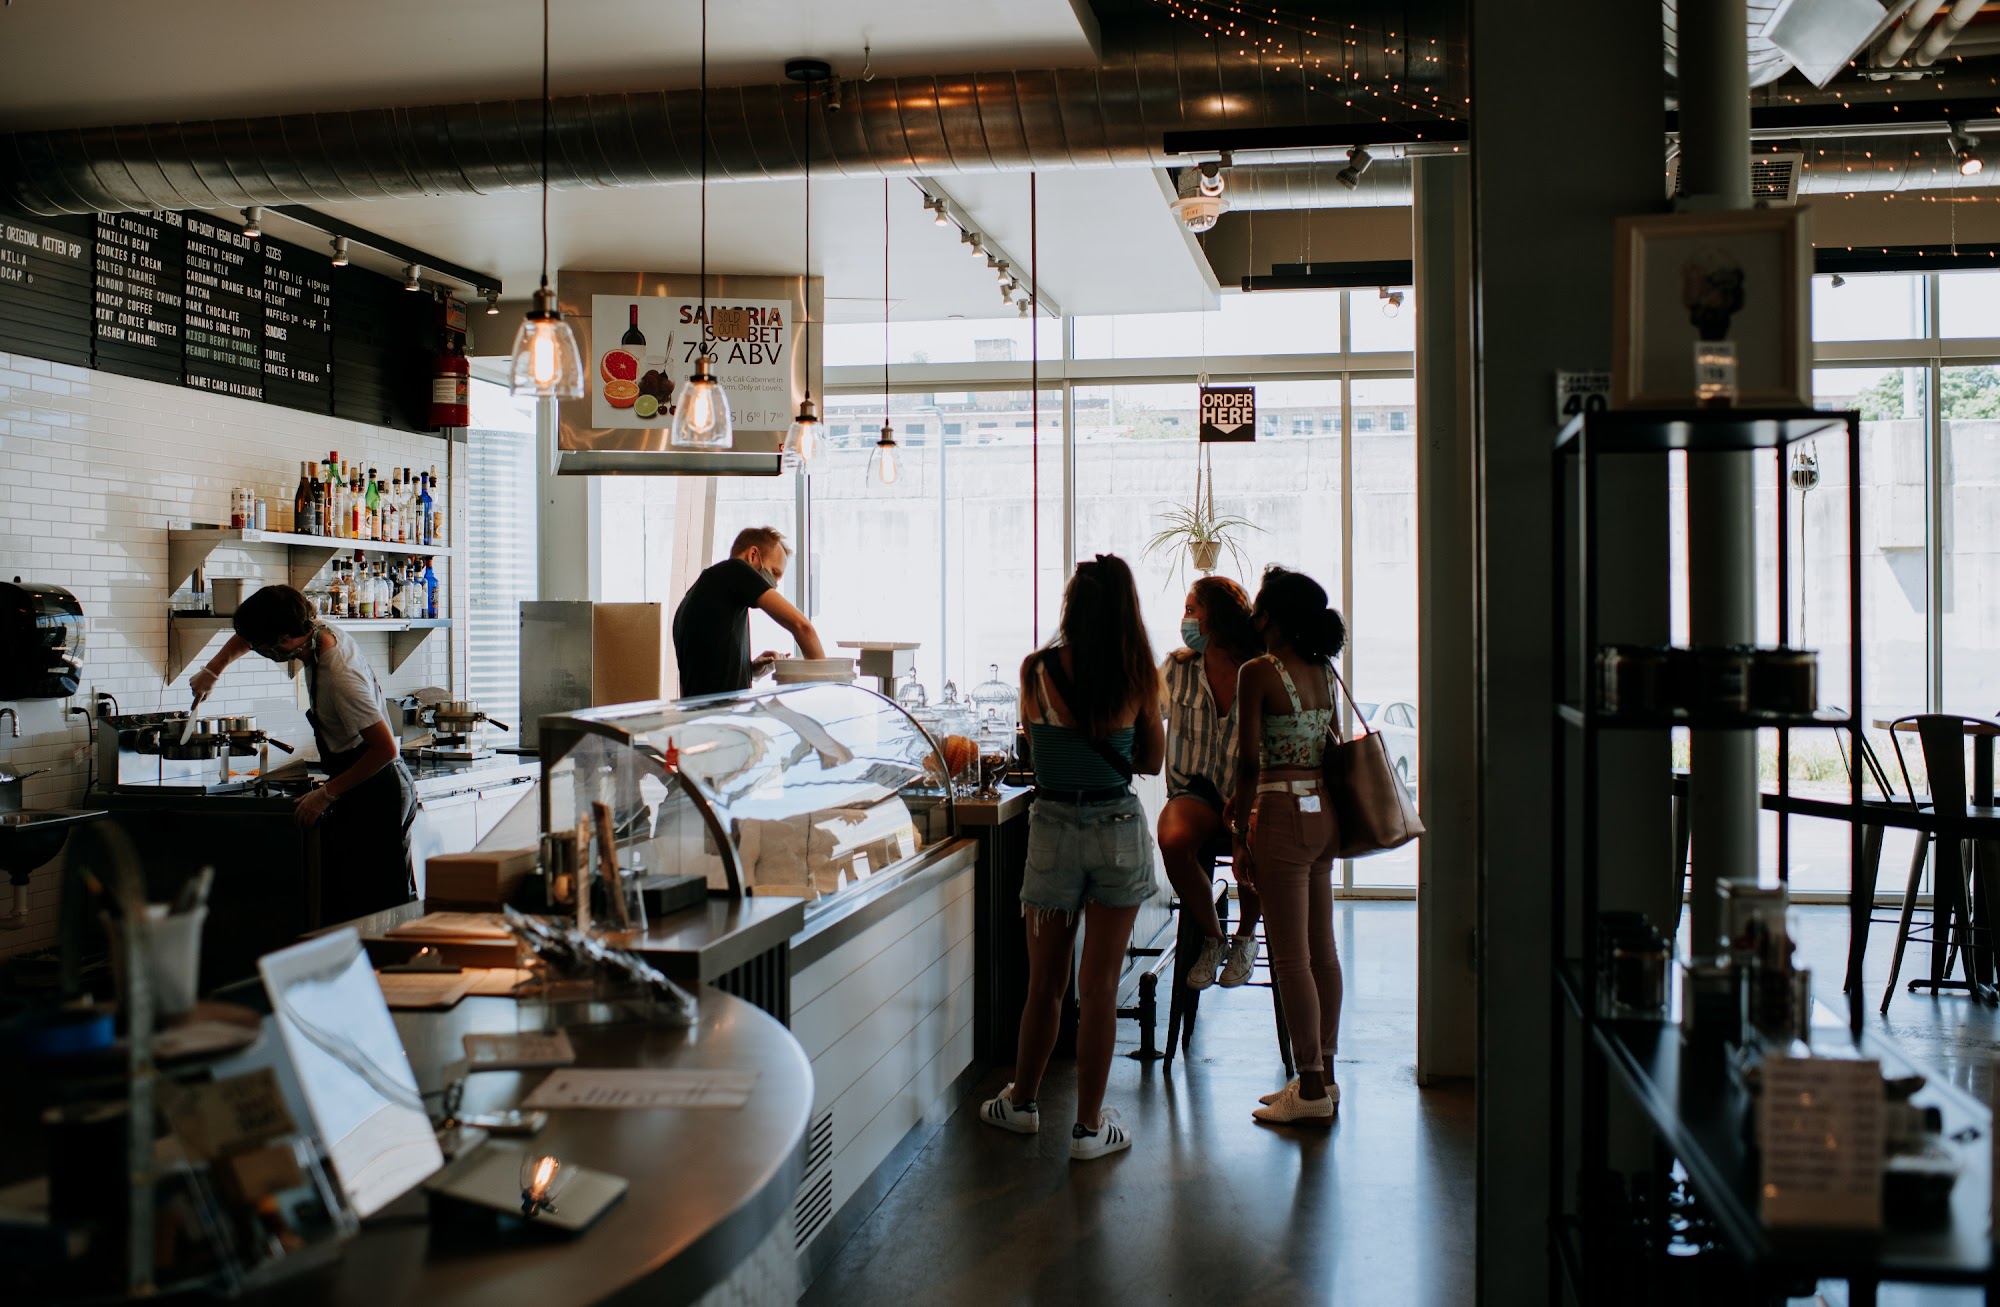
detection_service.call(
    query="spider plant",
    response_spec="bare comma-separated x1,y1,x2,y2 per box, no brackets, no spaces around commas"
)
1143,499,1260,582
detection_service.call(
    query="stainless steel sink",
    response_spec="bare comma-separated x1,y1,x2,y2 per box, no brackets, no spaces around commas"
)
0,806,108,872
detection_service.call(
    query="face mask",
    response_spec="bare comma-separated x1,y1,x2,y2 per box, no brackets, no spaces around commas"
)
755,566,778,589
1180,618,1208,654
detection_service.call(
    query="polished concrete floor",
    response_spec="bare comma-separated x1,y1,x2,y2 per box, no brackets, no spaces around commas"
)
802,901,1475,1307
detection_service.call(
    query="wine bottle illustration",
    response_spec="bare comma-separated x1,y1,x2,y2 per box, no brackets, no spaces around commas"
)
622,303,646,347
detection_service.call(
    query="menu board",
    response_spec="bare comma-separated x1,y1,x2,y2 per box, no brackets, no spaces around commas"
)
0,203,432,433
0,213,92,368
94,210,185,385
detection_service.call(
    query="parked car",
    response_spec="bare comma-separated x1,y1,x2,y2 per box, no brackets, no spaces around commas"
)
1355,700,1419,794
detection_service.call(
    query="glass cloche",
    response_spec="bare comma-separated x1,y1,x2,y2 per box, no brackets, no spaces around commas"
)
969,663,1019,740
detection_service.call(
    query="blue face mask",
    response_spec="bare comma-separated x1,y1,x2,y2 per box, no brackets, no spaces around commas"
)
1181,618,1208,653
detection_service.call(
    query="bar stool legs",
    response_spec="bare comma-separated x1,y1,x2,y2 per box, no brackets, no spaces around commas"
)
1881,835,1930,1014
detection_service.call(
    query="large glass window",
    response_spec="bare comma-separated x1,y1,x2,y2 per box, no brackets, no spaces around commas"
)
1348,288,1416,354
1072,290,1346,360
815,389,1065,695
1348,377,1419,888
825,317,1058,367
466,380,539,740
1942,364,2000,713
1812,272,1925,342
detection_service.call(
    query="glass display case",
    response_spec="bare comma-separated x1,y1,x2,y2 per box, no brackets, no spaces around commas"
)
535,684,958,912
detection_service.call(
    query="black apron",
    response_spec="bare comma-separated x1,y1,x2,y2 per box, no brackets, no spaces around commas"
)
306,653,417,926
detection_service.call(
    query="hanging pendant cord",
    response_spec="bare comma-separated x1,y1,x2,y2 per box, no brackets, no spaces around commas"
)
699,0,709,354
539,0,550,290
883,177,890,420
1030,171,1039,643
803,79,812,402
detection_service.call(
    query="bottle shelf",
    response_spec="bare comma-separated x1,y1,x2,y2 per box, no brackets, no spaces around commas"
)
166,525,453,595
1556,703,1852,731
167,616,449,681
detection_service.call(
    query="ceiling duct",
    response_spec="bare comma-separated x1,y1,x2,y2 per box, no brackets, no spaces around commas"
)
0,18,1461,217
1663,0,1912,89
1789,132,2000,190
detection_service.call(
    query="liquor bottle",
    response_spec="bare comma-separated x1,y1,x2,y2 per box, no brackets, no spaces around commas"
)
362,468,379,541
347,473,361,540
429,464,446,545
379,563,394,619
423,559,439,619
332,563,349,618
417,472,434,545
294,462,315,537
403,468,418,544
622,303,645,348
332,466,348,538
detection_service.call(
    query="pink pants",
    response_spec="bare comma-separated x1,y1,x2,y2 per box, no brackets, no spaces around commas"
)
1248,788,1342,1072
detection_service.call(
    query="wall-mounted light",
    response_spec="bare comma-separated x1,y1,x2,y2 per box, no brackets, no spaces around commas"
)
241,207,263,238
1379,287,1404,317
329,235,350,267
1336,144,1374,191
403,264,423,292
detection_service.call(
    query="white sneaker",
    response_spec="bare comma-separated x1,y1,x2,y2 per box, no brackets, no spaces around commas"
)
1258,1077,1299,1106
1252,1081,1337,1125
1069,1108,1132,1160
1219,934,1257,987
979,1084,1039,1135
1186,936,1227,990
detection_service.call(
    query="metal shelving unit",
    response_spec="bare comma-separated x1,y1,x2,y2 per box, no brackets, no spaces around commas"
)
1547,407,1865,1305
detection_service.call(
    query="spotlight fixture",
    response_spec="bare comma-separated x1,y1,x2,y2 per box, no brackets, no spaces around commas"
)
1197,163,1226,197
402,264,423,291
1828,273,1846,288
1950,122,1984,177
1001,282,1018,306
1336,144,1374,191
241,206,263,238
1379,287,1404,318
925,195,950,227
962,230,983,259
1016,296,1031,318
329,235,350,267
484,290,501,315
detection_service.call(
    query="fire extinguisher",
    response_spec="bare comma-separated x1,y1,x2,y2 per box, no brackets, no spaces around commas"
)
430,334,470,428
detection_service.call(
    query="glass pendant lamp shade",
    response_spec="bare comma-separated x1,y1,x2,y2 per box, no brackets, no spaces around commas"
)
509,285,585,398
869,423,900,485
671,354,734,449
786,398,822,464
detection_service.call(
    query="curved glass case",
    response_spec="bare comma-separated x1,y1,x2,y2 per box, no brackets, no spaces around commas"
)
536,684,958,912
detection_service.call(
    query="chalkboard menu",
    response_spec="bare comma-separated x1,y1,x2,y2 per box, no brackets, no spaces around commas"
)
0,213,92,368
0,204,437,434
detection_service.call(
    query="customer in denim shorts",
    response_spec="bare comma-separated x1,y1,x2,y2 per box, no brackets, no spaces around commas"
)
980,554,1164,1162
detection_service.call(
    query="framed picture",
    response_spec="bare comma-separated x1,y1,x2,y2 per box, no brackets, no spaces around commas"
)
1612,208,1811,408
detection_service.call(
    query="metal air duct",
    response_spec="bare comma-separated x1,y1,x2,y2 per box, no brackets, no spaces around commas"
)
0,19,1460,217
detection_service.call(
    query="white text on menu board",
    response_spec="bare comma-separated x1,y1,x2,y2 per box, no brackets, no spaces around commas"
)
1,222,84,284
262,242,330,385
94,212,183,348
184,215,264,393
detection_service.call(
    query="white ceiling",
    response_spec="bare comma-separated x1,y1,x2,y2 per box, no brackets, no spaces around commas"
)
0,0,1100,129
298,168,1216,323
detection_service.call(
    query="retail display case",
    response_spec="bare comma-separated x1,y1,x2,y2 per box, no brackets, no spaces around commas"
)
535,684,959,909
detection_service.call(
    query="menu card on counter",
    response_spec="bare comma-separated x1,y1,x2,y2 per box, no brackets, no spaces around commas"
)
93,210,185,385
1758,1055,1884,1230
0,213,92,368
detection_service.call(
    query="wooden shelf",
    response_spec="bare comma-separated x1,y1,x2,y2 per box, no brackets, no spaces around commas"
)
167,615,449,681
167,525,453,594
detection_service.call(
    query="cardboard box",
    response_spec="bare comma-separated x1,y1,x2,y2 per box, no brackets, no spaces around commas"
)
591,602,672,706
425,848,538,907
519,601,675,748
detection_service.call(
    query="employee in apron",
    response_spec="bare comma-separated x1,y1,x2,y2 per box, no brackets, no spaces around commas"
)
190,583,416,923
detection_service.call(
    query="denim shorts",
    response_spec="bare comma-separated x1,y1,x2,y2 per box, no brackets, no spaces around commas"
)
1021,792,1158,916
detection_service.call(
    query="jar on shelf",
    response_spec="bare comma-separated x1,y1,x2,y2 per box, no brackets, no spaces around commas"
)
969,663,1019,741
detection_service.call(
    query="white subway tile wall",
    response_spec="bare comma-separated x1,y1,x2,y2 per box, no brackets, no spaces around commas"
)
0,352,466,955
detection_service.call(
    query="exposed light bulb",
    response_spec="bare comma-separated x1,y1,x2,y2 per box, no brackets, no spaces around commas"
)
519,1153,573,1218
786,398,822,465
509,284,585,398
670,354,734,449
329,236,350,267
531,331,558,385
872,425,900,485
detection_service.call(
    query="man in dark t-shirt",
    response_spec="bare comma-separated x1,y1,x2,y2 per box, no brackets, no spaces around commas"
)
672,526,826,697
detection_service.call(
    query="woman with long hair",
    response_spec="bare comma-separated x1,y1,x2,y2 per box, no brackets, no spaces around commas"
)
981,554,1164,1161
1160,576,1264,989
1231,566,1346,1124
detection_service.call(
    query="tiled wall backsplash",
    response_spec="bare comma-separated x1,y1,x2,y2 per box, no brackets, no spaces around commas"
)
0,350,464,955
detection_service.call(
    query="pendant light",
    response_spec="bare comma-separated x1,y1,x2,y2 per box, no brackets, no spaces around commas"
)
509,0,584,398
868,178,899,487
783,59,829,467
671,0,733,449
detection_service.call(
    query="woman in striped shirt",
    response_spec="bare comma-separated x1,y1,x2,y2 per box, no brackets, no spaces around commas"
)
1160,576,1265,990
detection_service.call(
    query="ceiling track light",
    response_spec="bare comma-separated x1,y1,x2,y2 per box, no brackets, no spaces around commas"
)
1950,122,1984,177
1016,297,1031,318
328,235,350,266
1336,144,1374,191
962,230,983,259
925,195,950,227
240,206,263,238
1197,154,1229,197
484,290,501,314
402,263,422,292
1829,273,1847,288
1379,286,1404,317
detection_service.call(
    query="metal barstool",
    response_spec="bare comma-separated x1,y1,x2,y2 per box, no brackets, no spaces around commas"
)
1885,715,2000,1006
1163,838,1292,1077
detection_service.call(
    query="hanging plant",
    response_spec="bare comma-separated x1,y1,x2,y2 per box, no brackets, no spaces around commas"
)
1142,442,1259,583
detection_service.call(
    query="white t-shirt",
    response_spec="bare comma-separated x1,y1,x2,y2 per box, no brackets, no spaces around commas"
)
306,624,388,754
